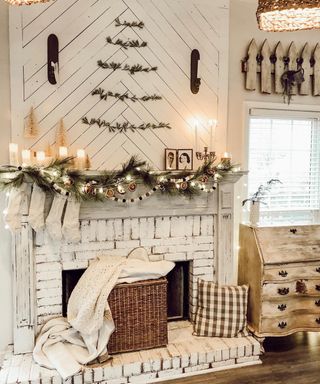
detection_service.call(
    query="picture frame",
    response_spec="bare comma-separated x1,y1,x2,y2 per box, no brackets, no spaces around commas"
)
165,149,177,170
177,149,193,171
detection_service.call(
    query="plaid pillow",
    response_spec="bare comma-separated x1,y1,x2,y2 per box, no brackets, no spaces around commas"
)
193,279,249,338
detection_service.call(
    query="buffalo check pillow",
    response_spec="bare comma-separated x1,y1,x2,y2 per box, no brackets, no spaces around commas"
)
193,279,249,338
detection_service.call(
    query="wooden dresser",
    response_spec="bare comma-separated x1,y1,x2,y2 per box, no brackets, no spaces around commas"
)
238,224,320,337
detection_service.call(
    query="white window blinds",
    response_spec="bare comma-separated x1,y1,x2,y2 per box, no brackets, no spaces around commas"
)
248,111,320,224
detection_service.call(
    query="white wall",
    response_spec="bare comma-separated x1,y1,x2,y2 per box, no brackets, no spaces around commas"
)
0,2,13,352
9,0,229,171
228,0,320,166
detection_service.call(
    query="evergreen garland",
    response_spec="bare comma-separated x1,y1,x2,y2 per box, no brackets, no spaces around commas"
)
115,17,144,29
92,88,162,102
0,156,237,203
82,117,171,132
97,60,157,75
106,36,147,50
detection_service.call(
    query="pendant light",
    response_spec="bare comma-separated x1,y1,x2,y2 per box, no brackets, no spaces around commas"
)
4,0,52,5
257,0,320,32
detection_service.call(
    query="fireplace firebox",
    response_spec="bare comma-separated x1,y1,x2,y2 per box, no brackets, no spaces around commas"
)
62,261,190,321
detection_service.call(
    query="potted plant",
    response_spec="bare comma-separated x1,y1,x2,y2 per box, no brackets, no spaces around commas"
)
242,179,282,226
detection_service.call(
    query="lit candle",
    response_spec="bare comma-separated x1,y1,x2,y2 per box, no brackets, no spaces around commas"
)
21,149,31,166
59,146,68,158
221,152,232,168
76,149,86,170
194,120,199,151
208,119,217,151
36,151,46,166
9,143,19,166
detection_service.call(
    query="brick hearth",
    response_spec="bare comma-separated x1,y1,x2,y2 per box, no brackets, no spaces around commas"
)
0,322,261,384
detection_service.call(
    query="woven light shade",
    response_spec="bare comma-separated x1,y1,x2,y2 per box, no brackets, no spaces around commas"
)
4,0,52,5
257,0,320,31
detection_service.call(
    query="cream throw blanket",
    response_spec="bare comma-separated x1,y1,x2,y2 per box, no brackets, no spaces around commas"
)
33,251,174,379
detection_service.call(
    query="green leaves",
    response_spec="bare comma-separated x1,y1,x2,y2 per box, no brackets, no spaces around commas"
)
106,36,147,50
97,60,157,75
82,117,171,132
91,88,162,103
115,17,144,29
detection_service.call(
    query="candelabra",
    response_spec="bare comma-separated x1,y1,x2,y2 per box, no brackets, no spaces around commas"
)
196,147,216,164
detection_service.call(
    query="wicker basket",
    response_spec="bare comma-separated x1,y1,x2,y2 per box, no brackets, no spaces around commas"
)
108,278,168,354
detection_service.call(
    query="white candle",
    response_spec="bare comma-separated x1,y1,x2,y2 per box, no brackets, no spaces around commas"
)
59,146,68,158
194,120,199,151
9,143,19,166
76,149,86,170
221,152,232,168
208,119,217,151
21,149,31,166
36,151,46,166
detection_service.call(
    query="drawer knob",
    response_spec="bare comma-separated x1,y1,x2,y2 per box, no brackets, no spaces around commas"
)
278,288,290,296
316,267,320,273
316,285,320,292
278,321,287,329
278,304,287,311
279,270,288,278
316,318,320,325
315,300,320,307
289,228,297,234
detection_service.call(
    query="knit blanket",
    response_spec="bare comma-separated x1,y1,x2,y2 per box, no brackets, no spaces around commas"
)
33,250,174,379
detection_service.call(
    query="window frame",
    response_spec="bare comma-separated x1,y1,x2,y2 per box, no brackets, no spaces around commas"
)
243,102,320,225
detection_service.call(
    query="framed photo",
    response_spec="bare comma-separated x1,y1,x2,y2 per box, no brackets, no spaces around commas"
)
177,149,193,170
165,149,177,170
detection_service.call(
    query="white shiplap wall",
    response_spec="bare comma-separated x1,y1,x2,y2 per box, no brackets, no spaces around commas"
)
9,0,229,170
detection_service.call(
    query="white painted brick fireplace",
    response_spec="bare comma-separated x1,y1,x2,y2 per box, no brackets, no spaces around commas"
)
1,174,263,384
12,174,243,355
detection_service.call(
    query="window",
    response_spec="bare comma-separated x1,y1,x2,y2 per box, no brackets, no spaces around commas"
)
247,108,320,225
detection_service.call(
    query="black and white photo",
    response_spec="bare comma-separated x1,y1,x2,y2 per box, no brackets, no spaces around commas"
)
177,149,193,170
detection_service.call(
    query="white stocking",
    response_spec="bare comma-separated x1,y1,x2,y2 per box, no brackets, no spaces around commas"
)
28,184,46,232
46,194,67,241
62,197,81,243
4,185,27,232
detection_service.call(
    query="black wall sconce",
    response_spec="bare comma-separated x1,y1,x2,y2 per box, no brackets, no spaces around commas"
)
190,49,201,94
47,34,59,85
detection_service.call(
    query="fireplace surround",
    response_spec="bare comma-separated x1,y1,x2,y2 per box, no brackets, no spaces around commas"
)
11,173,244,355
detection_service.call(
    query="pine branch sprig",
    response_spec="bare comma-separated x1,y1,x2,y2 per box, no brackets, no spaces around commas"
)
97,60,157,75
106,36,147,50
92,88,162,102
115,17,144,29
97,60,122,70
123,63,157,75
82,117,171,132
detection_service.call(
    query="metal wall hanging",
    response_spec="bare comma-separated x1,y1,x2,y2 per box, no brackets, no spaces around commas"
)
242,39,320,104
190,49,201,94
47,34,59,85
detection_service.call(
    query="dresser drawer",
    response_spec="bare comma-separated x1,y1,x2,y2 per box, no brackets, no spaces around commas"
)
264,264,320,281
262,279,320,298
262,297,320,317
255,226,320,264
261,314,320,335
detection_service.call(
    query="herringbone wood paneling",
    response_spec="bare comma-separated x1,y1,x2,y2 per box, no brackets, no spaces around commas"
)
9,0,229,169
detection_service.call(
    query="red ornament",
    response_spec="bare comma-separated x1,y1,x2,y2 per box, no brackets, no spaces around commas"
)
128,182,137,192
